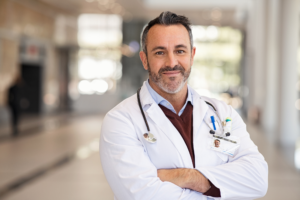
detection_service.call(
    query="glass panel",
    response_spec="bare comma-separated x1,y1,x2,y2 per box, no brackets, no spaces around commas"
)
75,14,123,95
190,26,243,110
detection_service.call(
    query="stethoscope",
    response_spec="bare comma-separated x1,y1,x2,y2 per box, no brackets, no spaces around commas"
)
137,88,230,144
203,102,230,137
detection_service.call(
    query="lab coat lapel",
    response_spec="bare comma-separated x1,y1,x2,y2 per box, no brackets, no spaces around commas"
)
146,105,193,168
139,82,193,168
190,88,209,135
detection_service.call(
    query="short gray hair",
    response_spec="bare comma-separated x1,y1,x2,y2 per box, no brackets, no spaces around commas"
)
141,11,193,55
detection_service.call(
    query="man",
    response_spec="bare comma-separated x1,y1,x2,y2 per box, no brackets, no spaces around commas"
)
214,139,220,148
100,11,268,200
7,74,22,136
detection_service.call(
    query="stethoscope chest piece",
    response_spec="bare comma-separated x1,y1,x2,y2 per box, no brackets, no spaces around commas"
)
143,132,157,143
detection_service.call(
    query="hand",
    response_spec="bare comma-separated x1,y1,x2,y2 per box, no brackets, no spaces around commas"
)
157,168,187,188
157,168,211,193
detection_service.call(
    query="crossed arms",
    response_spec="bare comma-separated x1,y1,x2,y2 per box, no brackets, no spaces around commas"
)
157,168,210,193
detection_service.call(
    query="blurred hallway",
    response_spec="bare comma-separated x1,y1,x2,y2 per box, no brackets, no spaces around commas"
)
0,114,299,200
0,0,300,199
0,114,112,199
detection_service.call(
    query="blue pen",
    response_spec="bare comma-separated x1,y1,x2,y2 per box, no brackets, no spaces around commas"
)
211,116,216,130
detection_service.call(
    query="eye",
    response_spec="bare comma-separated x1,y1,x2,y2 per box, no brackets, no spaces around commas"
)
155,51,164,55
177,50,185,54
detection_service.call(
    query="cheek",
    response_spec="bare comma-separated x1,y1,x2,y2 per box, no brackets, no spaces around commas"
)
179,56,191,65
148,58,163,72
181,58,192,70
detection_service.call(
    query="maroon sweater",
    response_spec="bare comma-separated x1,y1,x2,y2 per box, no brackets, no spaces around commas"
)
158,102,221,197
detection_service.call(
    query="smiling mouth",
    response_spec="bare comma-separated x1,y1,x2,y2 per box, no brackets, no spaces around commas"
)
162,71,181,75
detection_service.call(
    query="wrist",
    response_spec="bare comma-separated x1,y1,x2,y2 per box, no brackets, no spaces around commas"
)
180,169,195,189
185,169,211,193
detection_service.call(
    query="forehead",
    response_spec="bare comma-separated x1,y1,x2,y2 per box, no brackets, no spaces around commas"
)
146,24,190,48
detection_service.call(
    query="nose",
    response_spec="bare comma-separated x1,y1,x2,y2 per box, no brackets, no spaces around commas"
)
165,52,178,67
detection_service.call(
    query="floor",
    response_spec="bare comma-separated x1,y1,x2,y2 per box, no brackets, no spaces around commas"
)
0,113,299,200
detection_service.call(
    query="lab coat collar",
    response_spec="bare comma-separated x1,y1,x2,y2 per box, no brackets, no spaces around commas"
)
139,81,156,107
139,81,196,108
139,81,209,168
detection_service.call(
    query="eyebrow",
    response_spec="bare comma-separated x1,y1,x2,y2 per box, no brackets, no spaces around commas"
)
151,44,188,52
151,46,166,52
175,44,188,49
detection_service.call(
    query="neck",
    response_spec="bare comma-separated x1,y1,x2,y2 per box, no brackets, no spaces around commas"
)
149,79,188,114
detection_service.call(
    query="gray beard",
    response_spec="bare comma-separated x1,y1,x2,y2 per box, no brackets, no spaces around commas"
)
147,62,191,94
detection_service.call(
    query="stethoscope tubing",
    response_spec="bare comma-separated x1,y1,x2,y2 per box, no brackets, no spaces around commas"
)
137,88,150,132
137,87,225,136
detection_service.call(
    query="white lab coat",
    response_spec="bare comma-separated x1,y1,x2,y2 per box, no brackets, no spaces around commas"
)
100,82,268,200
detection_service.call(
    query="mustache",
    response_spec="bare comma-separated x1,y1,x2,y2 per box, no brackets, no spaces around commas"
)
158,65,185,74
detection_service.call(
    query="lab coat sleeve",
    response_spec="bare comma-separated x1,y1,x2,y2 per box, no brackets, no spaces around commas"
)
100,107,205,200
197,107,268,200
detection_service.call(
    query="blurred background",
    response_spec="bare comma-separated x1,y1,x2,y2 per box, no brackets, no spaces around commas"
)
0,0,299,199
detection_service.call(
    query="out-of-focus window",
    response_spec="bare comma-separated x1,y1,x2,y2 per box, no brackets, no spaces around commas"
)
71,14,122,97
296,48,300,111
189,25,243,109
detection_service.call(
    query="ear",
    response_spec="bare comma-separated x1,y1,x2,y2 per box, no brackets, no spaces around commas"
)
139,51,148,70
190,47,196,66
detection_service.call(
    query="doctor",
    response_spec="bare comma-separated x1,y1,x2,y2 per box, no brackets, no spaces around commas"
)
100,11,268,200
